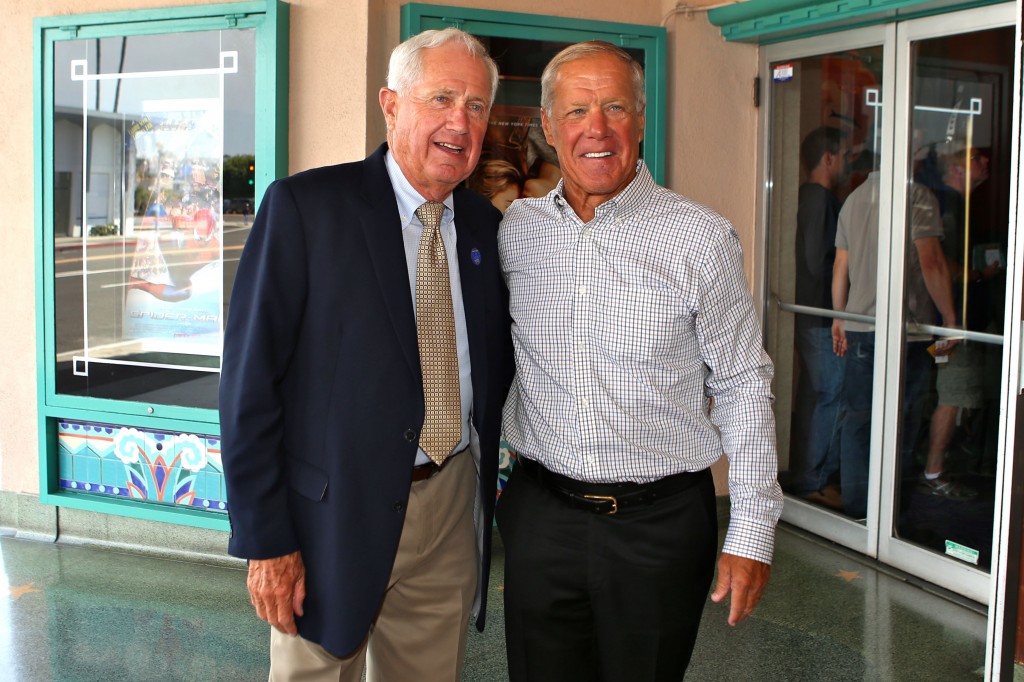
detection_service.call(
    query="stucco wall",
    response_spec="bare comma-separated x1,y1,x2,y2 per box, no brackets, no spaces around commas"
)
1,0,758,499
663,8,759,282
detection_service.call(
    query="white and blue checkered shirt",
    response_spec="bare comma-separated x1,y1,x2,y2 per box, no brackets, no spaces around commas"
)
498,161,783,563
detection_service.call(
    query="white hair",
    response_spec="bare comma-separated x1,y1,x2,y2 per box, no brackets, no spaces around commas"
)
540,41,645,116
387,27,499,103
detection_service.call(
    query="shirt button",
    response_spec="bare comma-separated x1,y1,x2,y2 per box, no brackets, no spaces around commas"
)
580,397,590,409
404,429,417,443
582,227,592,238
578,285,587,295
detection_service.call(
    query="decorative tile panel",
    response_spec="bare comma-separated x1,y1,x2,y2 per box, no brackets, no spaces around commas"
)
57,420,227,513
58,420,515,515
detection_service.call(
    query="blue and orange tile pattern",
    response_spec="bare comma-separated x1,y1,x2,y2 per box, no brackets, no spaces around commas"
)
497,441,517,501
57,420,227,512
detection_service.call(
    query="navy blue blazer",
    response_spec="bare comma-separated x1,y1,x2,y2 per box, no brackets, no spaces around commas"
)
219,143,510,657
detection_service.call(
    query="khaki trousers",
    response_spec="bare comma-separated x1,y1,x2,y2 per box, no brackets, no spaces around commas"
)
269,450,478,682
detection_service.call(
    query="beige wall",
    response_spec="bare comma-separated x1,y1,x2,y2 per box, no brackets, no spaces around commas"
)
0,0,42,497
1,0,758,498
288,1,374,171
664,8,759,281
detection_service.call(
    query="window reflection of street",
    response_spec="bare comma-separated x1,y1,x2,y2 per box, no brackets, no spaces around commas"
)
49,29,256,408
54,223,249,279
52,219,250,368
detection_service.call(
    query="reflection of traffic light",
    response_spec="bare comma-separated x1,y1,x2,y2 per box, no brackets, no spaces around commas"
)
247,162,255,187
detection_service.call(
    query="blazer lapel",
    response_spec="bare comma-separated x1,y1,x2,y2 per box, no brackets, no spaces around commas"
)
359,145,420,377
453,191,488,390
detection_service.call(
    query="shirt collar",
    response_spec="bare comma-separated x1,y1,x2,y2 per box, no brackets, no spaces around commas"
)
549,159,655,221
384,150,455,230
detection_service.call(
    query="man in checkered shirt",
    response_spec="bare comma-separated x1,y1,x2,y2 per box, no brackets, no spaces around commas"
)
495,40,784,681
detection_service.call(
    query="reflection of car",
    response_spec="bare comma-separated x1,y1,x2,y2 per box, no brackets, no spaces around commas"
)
224,198,253,214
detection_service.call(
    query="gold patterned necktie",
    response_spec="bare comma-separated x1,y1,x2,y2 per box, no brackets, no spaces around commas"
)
414,201,461,466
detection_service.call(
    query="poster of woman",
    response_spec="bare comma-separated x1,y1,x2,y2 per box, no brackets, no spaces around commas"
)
466,104,561,213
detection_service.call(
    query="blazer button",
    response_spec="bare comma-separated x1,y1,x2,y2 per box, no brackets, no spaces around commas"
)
404,429,417,443
393,501,405,512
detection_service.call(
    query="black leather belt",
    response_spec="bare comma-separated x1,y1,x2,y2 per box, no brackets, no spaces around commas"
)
411,447,466,482
517,456,707,515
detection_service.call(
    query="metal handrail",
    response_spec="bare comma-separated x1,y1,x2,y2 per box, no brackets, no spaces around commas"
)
775,299,1003,345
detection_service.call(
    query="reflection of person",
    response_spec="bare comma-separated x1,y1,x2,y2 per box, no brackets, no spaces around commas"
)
497,41,782,681
220,28,511,680
466,159,523,213
919,147,994,499
820,52,879,152
789,127,848,509
145,191,168,218
832,172,956,518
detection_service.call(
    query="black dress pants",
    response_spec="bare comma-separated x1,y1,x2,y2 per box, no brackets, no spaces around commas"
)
496,462,718,682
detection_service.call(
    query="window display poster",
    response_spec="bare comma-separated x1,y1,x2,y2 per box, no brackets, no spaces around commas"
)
466,105,561,214
122,98,223,355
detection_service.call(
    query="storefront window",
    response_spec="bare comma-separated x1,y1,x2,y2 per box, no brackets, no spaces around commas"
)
36,1,287,525
52,30,254,410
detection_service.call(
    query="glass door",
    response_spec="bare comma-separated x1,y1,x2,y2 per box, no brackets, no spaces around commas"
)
763,25,891,556
879,6,1016,603
762,3,1017,603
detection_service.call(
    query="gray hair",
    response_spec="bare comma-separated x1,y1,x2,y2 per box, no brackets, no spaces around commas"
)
540,41,645,116
387,28,499,104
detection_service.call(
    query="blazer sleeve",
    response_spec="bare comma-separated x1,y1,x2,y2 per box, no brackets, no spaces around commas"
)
219,178,309,560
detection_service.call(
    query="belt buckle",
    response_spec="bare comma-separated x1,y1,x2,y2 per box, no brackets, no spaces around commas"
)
583,494,618,515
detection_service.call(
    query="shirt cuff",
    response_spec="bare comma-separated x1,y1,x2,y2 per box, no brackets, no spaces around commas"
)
722,515,777,565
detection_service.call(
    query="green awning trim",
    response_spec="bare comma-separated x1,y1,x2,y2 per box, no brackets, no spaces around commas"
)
708,0,1006,43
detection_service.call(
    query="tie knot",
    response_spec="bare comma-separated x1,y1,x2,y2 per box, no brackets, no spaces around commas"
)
415,201,445,230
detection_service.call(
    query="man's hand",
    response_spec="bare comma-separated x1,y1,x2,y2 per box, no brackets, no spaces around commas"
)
247,550,306,635
832,319,847,357
933,338,960,357
710,552,770,626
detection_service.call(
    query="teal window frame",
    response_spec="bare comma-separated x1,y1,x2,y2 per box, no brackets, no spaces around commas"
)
401,3,667,185
33,1,289,530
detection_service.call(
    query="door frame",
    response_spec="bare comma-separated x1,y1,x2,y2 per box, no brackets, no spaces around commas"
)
878,2,1017,605
758,2,1019,607
760,23,893,559
985,3,1024,671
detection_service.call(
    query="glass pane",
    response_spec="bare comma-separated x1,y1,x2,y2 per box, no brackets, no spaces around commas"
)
52,29,255,409
894,26,1014,571
765,47,884,521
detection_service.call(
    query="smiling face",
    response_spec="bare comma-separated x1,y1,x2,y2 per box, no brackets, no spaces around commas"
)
542,52,645,221
380,42,492,202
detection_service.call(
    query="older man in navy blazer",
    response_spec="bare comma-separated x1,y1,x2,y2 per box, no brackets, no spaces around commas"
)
219,28,510,681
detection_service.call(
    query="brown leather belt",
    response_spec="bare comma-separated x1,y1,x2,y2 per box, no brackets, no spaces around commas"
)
411,447,466,482
517,456,708,515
